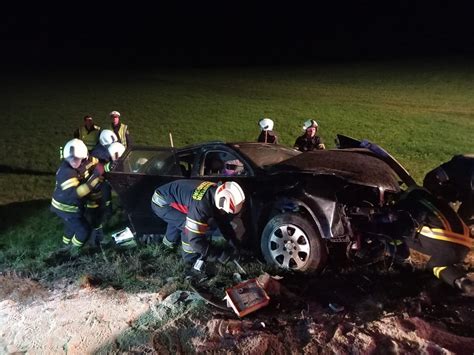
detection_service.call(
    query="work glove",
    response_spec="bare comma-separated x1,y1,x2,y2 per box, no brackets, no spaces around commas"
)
92,163,105,177
76,161,89,180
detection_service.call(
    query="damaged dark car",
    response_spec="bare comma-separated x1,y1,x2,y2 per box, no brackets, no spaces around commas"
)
107,134,419,273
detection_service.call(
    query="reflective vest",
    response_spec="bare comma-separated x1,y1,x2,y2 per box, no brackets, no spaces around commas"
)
113,123,128,148
78,125,101,151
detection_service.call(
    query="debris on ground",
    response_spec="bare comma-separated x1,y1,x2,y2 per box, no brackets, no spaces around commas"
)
225,278,270,317
1,253,474,353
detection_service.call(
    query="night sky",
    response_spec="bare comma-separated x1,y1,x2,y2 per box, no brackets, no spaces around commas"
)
1,3,474,69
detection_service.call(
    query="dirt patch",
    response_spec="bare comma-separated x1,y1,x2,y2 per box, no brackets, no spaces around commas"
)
0,275,159,354
1,251,474,354
0,273,49,303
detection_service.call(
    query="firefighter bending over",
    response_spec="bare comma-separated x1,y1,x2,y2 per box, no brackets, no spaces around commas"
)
51,139,105,255
151,179,245,270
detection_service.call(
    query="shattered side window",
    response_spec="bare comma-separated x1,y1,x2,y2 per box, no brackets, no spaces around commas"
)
200,151,249,177
120,150,183,176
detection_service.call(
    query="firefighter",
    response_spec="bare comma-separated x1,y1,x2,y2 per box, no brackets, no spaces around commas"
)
51,139,104,254
89,129,120,217
73,115,101,152
293,119,325,151
391,188,474,294
109,110,132,149
257,118,279,144
423,154,474,227
150,179,245,267
88,136,126,246
90,129,119,161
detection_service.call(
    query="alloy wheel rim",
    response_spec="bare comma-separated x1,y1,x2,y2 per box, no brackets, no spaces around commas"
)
268,224,311,269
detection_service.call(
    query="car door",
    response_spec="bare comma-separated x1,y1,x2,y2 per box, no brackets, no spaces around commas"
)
191,145,260,247
107,146,195,236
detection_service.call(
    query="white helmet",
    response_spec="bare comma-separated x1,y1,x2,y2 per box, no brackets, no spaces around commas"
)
108,142,126,161
63,139,88,160
109,110,121,117
99,129,118,146
214,181,245,214
302,119,318,131
258,118,274,131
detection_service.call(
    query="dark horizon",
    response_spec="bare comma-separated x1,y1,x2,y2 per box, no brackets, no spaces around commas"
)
2,3,474,69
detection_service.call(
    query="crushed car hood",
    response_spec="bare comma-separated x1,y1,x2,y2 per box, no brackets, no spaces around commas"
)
268,148,401,191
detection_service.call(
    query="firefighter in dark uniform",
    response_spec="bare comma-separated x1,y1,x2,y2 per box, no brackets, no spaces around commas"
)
110,111,132,149
423,154,474,228
73,115,101,152
393,187,474,294
151,179,245,266
51,139,104,253
88,131,126,246
257,118,279,144
90,130,120,219
294,119,325,152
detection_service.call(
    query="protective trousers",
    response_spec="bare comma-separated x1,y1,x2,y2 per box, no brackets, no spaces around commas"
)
406,235,469,286
180,230,203,265
101,181,113,218
151,203,186,248
53,209,91,248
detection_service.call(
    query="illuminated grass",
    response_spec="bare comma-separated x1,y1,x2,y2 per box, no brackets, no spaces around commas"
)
1,59,473,282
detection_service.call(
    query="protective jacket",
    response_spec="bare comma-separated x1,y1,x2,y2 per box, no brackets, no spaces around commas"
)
257,130,279,144
112,123,131,149
90,144,110,163
74,125,101,151
294,134,325,151
51,157,101,247
51,157,100,214
152,179,235,260
89,144,113,218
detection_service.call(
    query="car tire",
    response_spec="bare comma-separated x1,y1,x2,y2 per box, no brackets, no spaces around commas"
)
260,213,328,273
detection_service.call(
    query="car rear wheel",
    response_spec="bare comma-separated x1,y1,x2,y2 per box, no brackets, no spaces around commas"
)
260,213,327,273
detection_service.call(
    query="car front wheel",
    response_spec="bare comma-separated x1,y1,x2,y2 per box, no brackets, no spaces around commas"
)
260,213,327,273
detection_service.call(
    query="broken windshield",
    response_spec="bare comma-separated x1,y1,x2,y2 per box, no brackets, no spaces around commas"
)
232,143,301,168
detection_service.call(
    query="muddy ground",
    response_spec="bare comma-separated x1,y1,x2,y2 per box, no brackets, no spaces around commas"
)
1,251,474,354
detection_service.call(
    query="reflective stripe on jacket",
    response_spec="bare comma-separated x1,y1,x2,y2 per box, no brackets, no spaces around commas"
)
51,198,79,213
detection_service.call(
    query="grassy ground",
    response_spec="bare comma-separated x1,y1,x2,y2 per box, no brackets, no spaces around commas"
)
1,59,473,288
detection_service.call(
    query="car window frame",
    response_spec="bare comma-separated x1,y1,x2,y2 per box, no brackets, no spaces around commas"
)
195,146,254,178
